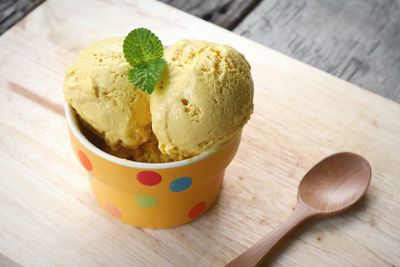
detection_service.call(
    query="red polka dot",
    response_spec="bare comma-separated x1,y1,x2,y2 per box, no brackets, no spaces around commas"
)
104,203,122,218
78,150,92,171
137,171,162,186
188,202,206,219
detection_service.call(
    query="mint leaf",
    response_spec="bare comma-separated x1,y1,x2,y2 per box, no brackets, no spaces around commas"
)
127,58,166,94
123,28,164,66
123,28,166,94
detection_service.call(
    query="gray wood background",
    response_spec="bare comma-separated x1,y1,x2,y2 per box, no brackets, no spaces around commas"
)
1,0,399,102
234,0,400,103
0,0,44,34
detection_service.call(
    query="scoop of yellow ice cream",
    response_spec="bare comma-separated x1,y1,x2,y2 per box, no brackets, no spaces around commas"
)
64,37,151,150
77,114,173,163
102,133,176,163
150,39,254,158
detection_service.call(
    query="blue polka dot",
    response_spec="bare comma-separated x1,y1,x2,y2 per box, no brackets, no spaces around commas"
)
169,177,192,192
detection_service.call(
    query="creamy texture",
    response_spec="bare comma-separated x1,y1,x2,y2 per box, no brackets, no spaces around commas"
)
76,114,172,163
64,37,151,150
101,133,175,163
150,39,254,158
64,38,253,163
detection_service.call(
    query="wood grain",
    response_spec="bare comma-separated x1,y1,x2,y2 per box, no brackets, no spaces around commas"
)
0,253,21,267
228,152,372,267
234,0,400,103
159,0,262,29
0,0,45,35
0,0,399,266
227,201,318,267
3,0,400,103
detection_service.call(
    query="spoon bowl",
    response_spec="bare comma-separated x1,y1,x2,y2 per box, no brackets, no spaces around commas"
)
227,152,372,267
299,152,372,215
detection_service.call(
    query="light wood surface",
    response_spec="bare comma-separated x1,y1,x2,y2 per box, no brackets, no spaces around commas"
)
3,1,400,103
0,0,399,266
0,254,20,267
227,152,372,266
227,201,316,267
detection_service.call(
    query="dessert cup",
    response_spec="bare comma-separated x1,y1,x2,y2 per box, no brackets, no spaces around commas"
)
65,104,242,228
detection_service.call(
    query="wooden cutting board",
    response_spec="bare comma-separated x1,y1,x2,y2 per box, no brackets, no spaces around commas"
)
0,0,399,266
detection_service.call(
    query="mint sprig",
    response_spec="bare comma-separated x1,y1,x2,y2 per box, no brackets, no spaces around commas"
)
123,28,166,94
127,59,166,94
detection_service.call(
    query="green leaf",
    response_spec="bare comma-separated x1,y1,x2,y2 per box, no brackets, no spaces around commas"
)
123,28,164,66
127,58,166,94
123,28,166,94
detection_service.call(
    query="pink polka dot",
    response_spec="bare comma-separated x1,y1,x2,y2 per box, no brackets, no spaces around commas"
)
78,151,92,171
104,203,122,218
188,202,206,219
137,171,162,186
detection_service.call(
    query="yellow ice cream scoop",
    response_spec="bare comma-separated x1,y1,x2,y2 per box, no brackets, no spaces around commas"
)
64,37,151,150
150,39,254,159
102,133,176,163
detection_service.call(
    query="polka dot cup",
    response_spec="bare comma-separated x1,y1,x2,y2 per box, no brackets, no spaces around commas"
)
65,105,241,228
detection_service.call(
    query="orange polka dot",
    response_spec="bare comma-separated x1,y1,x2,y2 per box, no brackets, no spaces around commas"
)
104,202,122,219
78,150,92,171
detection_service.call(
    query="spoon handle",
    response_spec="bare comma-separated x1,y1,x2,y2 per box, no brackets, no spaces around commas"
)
226,201,317,267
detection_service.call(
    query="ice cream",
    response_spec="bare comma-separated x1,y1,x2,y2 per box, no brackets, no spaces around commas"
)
64,37,152,150
64,29,255,229
64,37,253,163
101,133,175,163
77,116,173,163
150,40,254,159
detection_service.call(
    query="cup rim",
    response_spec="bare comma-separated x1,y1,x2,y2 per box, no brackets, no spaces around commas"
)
65,104,221,170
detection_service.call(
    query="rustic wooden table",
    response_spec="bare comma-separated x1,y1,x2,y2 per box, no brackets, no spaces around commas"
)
162,0,400,103
1,0,400,102
0,0,400,266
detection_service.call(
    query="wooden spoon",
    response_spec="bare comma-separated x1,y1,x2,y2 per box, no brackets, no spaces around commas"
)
226,152,371,267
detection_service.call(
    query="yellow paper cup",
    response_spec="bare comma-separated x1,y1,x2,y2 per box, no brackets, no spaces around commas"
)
65,105,241,228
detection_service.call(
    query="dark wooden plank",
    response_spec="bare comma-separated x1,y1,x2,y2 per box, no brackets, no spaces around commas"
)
234,0,400,102
0,0,45,35
159,0,262,29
